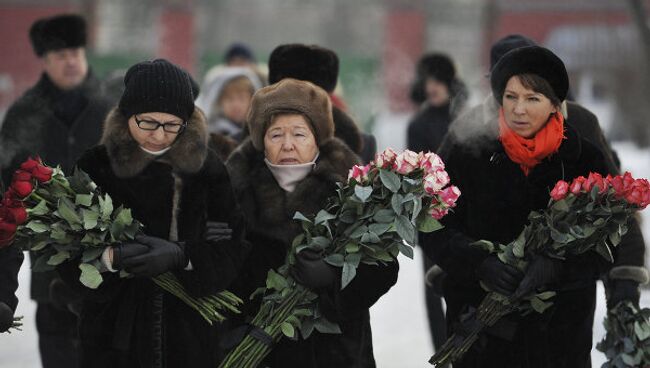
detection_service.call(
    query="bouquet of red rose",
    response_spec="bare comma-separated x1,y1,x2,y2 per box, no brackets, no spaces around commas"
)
0,157,241,325
597,300,650,367
430,172,650,366
219,149,459,368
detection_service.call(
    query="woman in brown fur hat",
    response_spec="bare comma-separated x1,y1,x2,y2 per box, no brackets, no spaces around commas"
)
222,78,398,367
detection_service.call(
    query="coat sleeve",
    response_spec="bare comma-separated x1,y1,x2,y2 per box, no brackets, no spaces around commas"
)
317,260,399,323
174,158,252,297
419,140,489,285
406,118,429,154
0,102,32,191
0,246,23,311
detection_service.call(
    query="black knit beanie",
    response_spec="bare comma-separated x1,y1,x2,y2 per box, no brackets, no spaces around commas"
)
118,59,197,121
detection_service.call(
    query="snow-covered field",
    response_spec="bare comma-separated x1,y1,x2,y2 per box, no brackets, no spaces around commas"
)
0,132,648,367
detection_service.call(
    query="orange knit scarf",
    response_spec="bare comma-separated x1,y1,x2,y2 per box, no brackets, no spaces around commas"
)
498,108,565,176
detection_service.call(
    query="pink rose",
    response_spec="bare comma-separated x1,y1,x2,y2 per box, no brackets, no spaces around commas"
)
419,152,445,173
428,206,449,220
375,148,398,169
395,150,419,175
423,170,450,195
585,172,607,194
348,164,370,183
569,176,586,195
550,180,569,201
439,185,461,207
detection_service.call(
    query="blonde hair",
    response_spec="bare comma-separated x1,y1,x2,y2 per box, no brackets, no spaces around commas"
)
218,76,255,104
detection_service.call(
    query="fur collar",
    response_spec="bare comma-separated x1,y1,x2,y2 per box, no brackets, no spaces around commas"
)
101,107,209,178
227,137,359,243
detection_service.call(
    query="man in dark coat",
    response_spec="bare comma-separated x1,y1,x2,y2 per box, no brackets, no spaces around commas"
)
268,43,378,164
406,52,469,353
0,14,113,367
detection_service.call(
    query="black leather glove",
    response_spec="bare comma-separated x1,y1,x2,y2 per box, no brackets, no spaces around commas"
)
513,256,563,299
477,255,524,295
111,241,150,270
205,221,233,242
120,235,188,277
291,249,337,290
607,279,640,309
0,302,14,333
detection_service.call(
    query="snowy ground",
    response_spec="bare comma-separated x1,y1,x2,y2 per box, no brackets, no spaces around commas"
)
0,125,648,367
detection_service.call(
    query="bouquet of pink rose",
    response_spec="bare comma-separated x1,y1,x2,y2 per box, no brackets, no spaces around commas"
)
430,172,650,366
219,148,460,368
0,157,241,325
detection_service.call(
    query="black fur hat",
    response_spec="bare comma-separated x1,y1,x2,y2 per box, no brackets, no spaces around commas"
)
490,46,569,104
29,14,87,57
489,34,536,71
268,44,339,93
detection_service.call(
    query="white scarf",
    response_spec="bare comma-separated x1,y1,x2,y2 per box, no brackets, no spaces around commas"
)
140,146,172,156
264,154,319,192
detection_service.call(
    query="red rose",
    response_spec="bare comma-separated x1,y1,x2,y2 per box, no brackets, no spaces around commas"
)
20,157,40,171
607,175,627,198
10,180,33,198
12,170,32,182
586,172,607,194
31,164,53,183
570,176,586,194
0,209,17,248
550,180,569,201
1,197,27,225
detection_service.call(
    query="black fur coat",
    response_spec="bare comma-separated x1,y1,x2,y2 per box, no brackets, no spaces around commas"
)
225,138,399,367
59,107,248,368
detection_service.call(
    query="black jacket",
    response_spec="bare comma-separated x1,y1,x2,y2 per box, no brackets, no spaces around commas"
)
0,71,113,302
0,246,23,312
225,138,399,368
59,108,248,368
423,120,611,368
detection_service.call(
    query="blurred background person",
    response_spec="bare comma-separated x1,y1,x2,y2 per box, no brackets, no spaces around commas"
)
406,52,468,354
268,43,377,163
0,13,112,368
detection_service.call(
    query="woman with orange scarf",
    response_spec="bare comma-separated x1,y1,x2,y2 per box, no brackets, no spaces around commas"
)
420,46,612,368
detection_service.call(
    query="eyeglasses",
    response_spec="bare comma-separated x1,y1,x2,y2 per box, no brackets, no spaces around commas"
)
134,115,187,134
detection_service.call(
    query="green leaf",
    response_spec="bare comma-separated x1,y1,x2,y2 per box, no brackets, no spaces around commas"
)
324,254,345,267
609,231,621,247
394,215,415,244
314,317,342,334
99,194,113,221
314,210,336,225
79,263,103,289
345,242,360,253
595,242,614,263
115,207,134,226
399,243,414,259
29,200,49,216
81,247,105,263
634,321,650,340
310,236,331,249
293,211,312,223
354,185,373,202
417,215,443,233
57,197,82,226
47,251,70,266
349,225,368,239
552,199,569,212
345,253,361,267
30,238,49,252
379,169,401,193
512,231,526,258
266,269,288,291
281,322,295,338
341,262,357,289
472,239,496,253
300,319,315,339
391,194,404,215
360,232,381,244
292,234,305,248
373,209,395,223
75,194,94,207
26,221,49,233
32,253,56,272
411,197,422,222
82,209,99,230
368,223,392,235
530,296,553,314
536,291,556,300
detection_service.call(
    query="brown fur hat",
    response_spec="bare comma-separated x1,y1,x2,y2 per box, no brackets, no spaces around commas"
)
247,78,334,151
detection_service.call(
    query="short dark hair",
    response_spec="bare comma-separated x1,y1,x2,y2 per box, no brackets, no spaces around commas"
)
508,73,561,108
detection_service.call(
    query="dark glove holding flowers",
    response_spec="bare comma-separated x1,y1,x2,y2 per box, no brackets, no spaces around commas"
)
291,249,337,290
113,235,187,277
477,255,524,295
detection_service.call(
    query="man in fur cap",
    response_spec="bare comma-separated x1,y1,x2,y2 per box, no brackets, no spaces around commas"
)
0,13,113,367
268,43,377,163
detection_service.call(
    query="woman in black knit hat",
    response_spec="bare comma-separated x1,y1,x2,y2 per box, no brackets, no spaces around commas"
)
57,59,249,368
420,46,612,368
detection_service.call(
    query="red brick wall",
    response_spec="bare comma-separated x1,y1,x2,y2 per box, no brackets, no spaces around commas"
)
158,7,195,75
